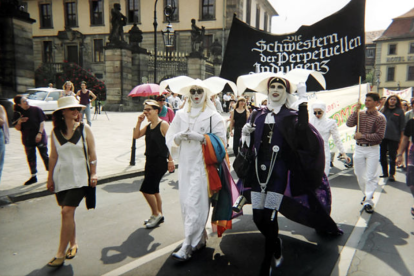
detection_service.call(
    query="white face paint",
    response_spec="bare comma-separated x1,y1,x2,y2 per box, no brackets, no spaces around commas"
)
268,83,287,103
190,86,204,105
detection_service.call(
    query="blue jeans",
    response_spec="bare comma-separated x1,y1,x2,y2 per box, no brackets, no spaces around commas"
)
0,129,5,182
81,103,92,126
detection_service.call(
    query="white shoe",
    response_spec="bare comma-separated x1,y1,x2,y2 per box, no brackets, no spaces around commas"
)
146,215,163,229
172,245,192,262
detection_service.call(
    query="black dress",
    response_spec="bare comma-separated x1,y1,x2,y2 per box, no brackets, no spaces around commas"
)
233,109,247,156
141,121,169,194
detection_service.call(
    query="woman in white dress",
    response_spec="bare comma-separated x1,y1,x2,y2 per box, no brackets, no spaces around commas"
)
162,76,236,261
46,97,97,267
310,101,350,176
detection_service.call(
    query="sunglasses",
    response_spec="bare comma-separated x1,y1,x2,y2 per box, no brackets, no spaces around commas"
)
190,88,204,95
314,111,323,115
69,107,82,111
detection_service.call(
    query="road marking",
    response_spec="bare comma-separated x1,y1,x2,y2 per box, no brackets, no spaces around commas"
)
102,240,184,276
330,177,385,276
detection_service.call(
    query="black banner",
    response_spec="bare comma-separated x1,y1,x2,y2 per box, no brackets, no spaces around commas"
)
220,0,366,91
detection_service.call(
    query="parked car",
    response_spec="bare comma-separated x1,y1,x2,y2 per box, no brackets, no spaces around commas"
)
9,88,64,116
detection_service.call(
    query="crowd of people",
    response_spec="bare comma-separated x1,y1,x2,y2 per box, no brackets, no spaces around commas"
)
3,73,414,273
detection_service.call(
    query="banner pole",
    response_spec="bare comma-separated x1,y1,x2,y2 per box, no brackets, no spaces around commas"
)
357,76,362,133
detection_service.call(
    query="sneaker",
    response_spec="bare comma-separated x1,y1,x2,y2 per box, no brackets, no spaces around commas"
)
388,175,395,182
144,216,164,225
146,215,163,229
364,204,374,214
24,176,37,186
172,245,192,262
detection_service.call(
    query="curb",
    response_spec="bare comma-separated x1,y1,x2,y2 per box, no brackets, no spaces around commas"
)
0,169,146,207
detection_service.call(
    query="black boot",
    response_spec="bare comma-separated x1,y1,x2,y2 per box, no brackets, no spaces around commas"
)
24,176,37,185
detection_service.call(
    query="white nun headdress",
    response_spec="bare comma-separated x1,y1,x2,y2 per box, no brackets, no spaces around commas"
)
236,68,326,95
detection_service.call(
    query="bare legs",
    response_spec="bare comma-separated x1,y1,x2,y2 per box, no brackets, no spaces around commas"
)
142,192,162,216
56,206,77,258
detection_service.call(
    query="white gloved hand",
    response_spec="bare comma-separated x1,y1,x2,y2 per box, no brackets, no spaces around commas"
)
242,123,255,136
297,82,307,100
186,131,205,143
174,132,188,145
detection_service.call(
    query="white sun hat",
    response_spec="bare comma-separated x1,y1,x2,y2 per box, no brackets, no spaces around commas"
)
159,76,238,98
236,68,326,95
53,96,86,113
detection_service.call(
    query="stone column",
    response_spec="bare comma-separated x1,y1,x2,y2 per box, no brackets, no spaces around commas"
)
129,52,150,112
187,56,206,80
103,46,132,111
0,6,36,97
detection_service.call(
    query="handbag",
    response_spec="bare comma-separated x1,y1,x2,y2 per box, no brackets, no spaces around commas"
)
80,124,96,209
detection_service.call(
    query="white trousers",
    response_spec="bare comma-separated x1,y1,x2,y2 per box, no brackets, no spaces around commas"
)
353,145,380,206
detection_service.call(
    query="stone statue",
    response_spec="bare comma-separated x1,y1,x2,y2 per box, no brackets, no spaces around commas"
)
190,19,205,54
109,3,127,44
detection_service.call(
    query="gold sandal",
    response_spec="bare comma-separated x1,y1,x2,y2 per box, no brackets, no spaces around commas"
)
66,246,78,259
47,257,65,267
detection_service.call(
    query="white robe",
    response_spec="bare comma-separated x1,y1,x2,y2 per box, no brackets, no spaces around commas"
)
310,102,345,176
166,107,226,249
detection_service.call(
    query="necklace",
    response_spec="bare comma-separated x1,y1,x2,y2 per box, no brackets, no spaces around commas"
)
189,109,203,119
267,123,275,143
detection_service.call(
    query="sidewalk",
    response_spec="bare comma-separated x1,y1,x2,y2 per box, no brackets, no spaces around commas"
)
0,110,231,205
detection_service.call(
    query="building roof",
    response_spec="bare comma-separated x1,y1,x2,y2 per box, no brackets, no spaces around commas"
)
375,7,414,41
365,30,384,44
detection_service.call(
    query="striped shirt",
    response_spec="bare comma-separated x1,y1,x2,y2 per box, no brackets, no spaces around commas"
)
346,109,386,145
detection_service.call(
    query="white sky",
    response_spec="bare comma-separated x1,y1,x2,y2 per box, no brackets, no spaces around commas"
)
269,0,414,34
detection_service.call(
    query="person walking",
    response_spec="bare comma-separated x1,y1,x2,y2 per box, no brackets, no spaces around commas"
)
223,92,231,113
310,101,350,176
155,95,175,124
0,105,10,182
346,92,386,213
12,95,49,185
133,100,175,228
169,93,183,114
238,71,343,275
229,97,250,156
396,118,414,216
76,81,97,126
46,97,97,267
61,81,76,98
379,95,405,181
163,76,237,262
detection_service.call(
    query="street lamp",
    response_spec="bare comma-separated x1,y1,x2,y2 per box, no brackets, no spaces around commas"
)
153,0,176,83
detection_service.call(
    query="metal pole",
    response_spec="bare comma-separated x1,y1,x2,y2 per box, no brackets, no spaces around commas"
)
130,128,136,166
154,0,158,83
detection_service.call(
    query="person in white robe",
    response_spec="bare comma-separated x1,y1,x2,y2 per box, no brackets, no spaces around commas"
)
310,101,350,176
162,76,237,261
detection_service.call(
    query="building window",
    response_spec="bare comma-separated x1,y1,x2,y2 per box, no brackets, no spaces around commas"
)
408,66,414,81
388,44,397,55
127,0,140,24
43,41,53,63
409,42,414,54
256,5,260,29
65,1,78,28
386,67,395,81
366,48,375,58
94,39,104,62
201,0,215,20
164,0,179,22
39,4,53,28
90,0,103,25
246,0,251,25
